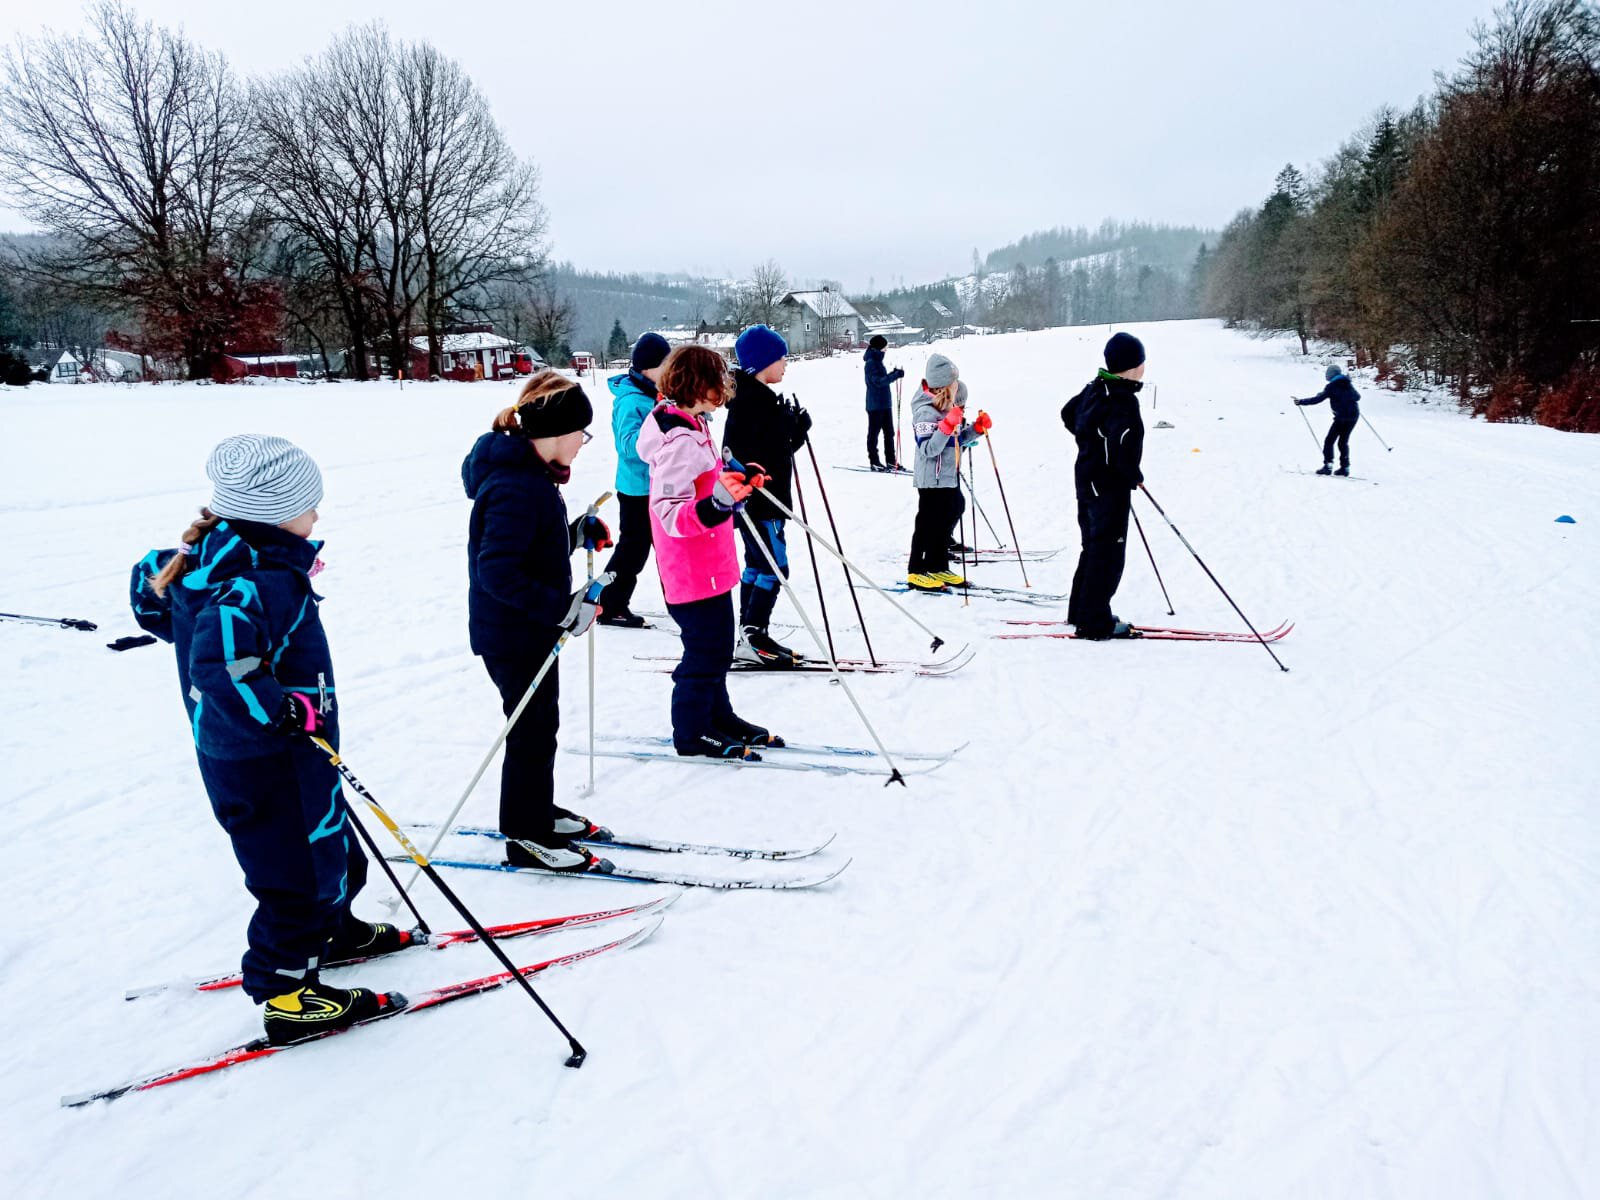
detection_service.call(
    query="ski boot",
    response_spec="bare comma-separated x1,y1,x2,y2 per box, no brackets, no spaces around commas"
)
1334,465,1349,477
325,919,418,966
598,609,649,629
551,805,609,841
1315,464,1333,476
736,625,801,668
948,539,973,554
263,981,406,1046
1076,619,1136,641
505,836,601,873
933,570,966,588
676,730,762,761
906,573,949,593
869,461,887,472
716,712,786,750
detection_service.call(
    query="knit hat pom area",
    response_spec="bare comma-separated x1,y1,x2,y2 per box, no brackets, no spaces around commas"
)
923,353,959,389
631,332,671,372
206,434,324,525
1104,332,1146,374
735,324,789,375
519,383,594,438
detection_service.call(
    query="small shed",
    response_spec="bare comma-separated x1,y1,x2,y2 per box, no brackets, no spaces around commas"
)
410,331,528,382
25,348,85,383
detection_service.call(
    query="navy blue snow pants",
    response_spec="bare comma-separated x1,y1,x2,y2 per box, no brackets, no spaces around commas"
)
666,590,736,750
197,745,369,1002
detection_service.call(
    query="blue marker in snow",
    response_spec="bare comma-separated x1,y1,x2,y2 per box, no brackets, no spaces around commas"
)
1555,515,1576,524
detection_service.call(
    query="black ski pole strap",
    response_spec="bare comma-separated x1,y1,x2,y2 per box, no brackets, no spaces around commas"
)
106,635,159,652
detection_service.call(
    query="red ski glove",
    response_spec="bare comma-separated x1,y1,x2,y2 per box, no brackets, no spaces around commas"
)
972,410,992,435
938,405,965,435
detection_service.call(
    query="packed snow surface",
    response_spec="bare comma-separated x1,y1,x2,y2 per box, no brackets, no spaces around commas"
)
2,320,1595,1198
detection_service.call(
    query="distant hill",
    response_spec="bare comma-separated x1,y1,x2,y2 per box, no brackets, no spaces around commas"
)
984,221,1213,273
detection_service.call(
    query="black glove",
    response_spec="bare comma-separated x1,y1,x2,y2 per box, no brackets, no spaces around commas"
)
579,514,612,551
793,407,813,436
560,586,601,636
270,692,327,739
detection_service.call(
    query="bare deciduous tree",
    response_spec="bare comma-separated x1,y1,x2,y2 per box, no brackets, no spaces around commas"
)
749,259,788,327
0,0,256,377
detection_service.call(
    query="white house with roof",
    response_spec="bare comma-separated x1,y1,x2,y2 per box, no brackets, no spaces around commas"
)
777,289,861,352
24,348,84,383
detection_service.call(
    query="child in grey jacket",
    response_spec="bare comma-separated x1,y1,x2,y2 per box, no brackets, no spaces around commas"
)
907,353,986,590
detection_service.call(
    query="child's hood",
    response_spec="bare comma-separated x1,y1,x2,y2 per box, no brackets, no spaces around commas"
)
635,405,711,466
461,430,534,500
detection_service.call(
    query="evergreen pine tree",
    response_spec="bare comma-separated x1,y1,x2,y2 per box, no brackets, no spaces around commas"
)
606,318,629,362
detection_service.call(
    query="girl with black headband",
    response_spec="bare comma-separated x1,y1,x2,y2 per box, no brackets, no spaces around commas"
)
462,370,613,871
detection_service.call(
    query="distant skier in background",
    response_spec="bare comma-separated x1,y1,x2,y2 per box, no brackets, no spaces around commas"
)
1061,332,1147,639
722,324,812,667
863,334,905,471
598,332,671,626
130,435,408,1045
1295,365,1361,476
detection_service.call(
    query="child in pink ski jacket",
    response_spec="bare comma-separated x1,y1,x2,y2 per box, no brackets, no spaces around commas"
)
636,346,783,759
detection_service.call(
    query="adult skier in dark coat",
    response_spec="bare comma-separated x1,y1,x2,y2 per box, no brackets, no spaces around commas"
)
863,335,905,470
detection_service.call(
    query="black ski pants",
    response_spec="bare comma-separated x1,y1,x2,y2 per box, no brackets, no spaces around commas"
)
1323,417,1357,467
908,487,965,575
1068,489,1131,635
866,409,896,467
598,492,652,615
481,637,561,844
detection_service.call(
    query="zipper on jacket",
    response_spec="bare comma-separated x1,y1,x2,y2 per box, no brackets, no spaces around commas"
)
317,672,329,714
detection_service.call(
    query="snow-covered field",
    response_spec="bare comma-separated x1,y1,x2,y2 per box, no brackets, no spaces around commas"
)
2,320,1595,1198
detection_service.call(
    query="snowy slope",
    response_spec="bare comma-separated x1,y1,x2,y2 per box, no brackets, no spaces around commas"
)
2,320,1595,1198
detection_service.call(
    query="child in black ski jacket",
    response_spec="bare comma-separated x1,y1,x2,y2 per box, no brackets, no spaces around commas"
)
463,371,612,874
1295,366,1361,475
1061,333,1147,639
131,435,409,1046
722,324,812,667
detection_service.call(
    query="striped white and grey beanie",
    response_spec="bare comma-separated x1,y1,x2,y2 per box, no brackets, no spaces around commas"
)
206,434,324,524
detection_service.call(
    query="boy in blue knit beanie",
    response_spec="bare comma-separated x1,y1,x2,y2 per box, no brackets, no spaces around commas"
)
722,325,812,667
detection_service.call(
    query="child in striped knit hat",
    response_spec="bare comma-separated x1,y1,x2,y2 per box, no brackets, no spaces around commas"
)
129,434,409,1046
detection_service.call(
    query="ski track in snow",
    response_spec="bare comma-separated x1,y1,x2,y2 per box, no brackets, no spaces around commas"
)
1,320,1596,1198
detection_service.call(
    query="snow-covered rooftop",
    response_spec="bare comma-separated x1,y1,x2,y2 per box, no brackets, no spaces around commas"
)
409,332,518,354
781,291,861,320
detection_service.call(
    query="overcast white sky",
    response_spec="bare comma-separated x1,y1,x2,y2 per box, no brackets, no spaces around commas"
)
0,0,1499,289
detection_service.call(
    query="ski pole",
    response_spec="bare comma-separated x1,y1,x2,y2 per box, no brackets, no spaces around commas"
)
983,433,1031,588
736,509,906,787
396,572,615,905
1130,507,1175,616
1361,412,1393,452
790,456,837,662
340,791,432,935
0,611,98,631
1290,398,1322,454
805,437,878,666
583,492,614,798
750,483,948,655
894,376,904,466
959,462,1005,549
1136,486,1289,673
309,736,590,1067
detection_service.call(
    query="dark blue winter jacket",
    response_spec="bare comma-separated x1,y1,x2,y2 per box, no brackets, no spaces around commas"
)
1061,374,1146,501
462,430,582,658
131,519,337,761
1297,375,1361,421
863,347,905,412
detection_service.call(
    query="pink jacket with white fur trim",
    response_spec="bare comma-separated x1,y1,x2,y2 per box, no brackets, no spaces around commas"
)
635,403,739,605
